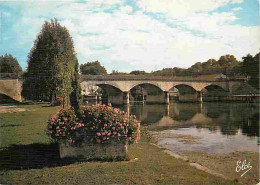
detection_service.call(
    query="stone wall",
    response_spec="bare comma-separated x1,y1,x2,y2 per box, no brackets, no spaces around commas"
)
0,79,22,102
59,140,127,159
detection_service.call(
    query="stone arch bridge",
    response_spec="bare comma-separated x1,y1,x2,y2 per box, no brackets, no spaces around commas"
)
0,78,22,102
81,76,242,104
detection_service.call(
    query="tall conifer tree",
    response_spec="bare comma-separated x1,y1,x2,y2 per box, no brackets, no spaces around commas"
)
23,19,80,107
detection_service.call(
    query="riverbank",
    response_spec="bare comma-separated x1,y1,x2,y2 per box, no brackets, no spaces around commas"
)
150,131,259,185
0,104,240,184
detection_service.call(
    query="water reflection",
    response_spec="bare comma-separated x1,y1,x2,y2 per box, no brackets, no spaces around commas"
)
118,102,259,137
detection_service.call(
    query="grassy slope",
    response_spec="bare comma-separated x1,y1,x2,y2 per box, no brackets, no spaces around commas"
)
0,104,239,185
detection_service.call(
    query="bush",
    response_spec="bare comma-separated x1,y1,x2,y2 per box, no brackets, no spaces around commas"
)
47,104,140,145
51,96,66,106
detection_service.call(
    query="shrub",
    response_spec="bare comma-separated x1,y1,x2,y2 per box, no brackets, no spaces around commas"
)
51,96,66,106
47,104,140,145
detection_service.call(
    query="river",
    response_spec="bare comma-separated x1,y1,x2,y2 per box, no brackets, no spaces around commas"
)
116,102,259,153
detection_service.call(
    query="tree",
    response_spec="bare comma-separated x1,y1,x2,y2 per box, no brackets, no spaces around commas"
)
189,62,202,73
23,19,79,104
70,58,81,115
130,70,147,75
0,54,23,75
111,70,128,75
80,61,107,75
217,55,239,75
241,53,259,89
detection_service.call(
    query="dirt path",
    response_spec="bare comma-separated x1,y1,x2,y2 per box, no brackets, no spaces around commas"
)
0,106,26,113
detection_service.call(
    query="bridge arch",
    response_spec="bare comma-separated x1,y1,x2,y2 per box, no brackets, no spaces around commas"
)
96,84,123,93
95,81,124,92
171,84,197,95
202,84,227,92
202,84,229,101
129,82,164,92
0,92,19,103
129,83,164,103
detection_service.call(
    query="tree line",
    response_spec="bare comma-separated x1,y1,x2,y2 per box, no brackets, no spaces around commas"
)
80,53,259,89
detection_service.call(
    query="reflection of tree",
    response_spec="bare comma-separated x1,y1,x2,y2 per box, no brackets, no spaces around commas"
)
219,121,239,135
241,113,259,137
172,109,197,121
217,104,259,136
204,103,229,118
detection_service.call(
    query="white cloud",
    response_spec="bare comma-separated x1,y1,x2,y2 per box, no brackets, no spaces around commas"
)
137,0,243,17
232,7,243,11
5,0,260,73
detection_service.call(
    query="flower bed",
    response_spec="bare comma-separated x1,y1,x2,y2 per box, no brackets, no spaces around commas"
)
47,104,140,159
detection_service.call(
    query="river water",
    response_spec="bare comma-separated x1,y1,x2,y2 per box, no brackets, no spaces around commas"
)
117,102,259,153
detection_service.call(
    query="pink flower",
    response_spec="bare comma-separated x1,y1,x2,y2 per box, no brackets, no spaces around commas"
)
113,132,117,135
112,127,115,130
104,124,107,127
56,126,60,130
107,132,111,136
117,133,121,137
113,109,119,114
102,132,105,136
67,139,72,143
97,133,101,136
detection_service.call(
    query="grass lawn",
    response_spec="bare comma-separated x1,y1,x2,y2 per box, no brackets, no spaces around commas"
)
0,104,240,185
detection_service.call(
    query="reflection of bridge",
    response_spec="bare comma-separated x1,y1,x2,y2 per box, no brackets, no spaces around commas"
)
129,103,259,137
81,75,242,105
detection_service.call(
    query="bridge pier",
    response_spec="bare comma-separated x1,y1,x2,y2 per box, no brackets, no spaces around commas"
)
123,91,130,104
164,91,170,104
197,91,203,103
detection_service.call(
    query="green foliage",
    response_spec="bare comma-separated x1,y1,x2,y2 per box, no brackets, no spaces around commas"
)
152,67,185,76
130,70,147,75
147,55,241,76
22,19,79,103
241,52,259,89
80,61,107,75
70,59,81,115
111,70,128,75
0,54,23,75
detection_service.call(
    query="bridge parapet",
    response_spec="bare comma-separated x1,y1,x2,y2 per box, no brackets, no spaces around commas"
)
81,75,244,83
81,80,238,92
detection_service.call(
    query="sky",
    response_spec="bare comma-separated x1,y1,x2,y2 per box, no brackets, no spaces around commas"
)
0,0,259,73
